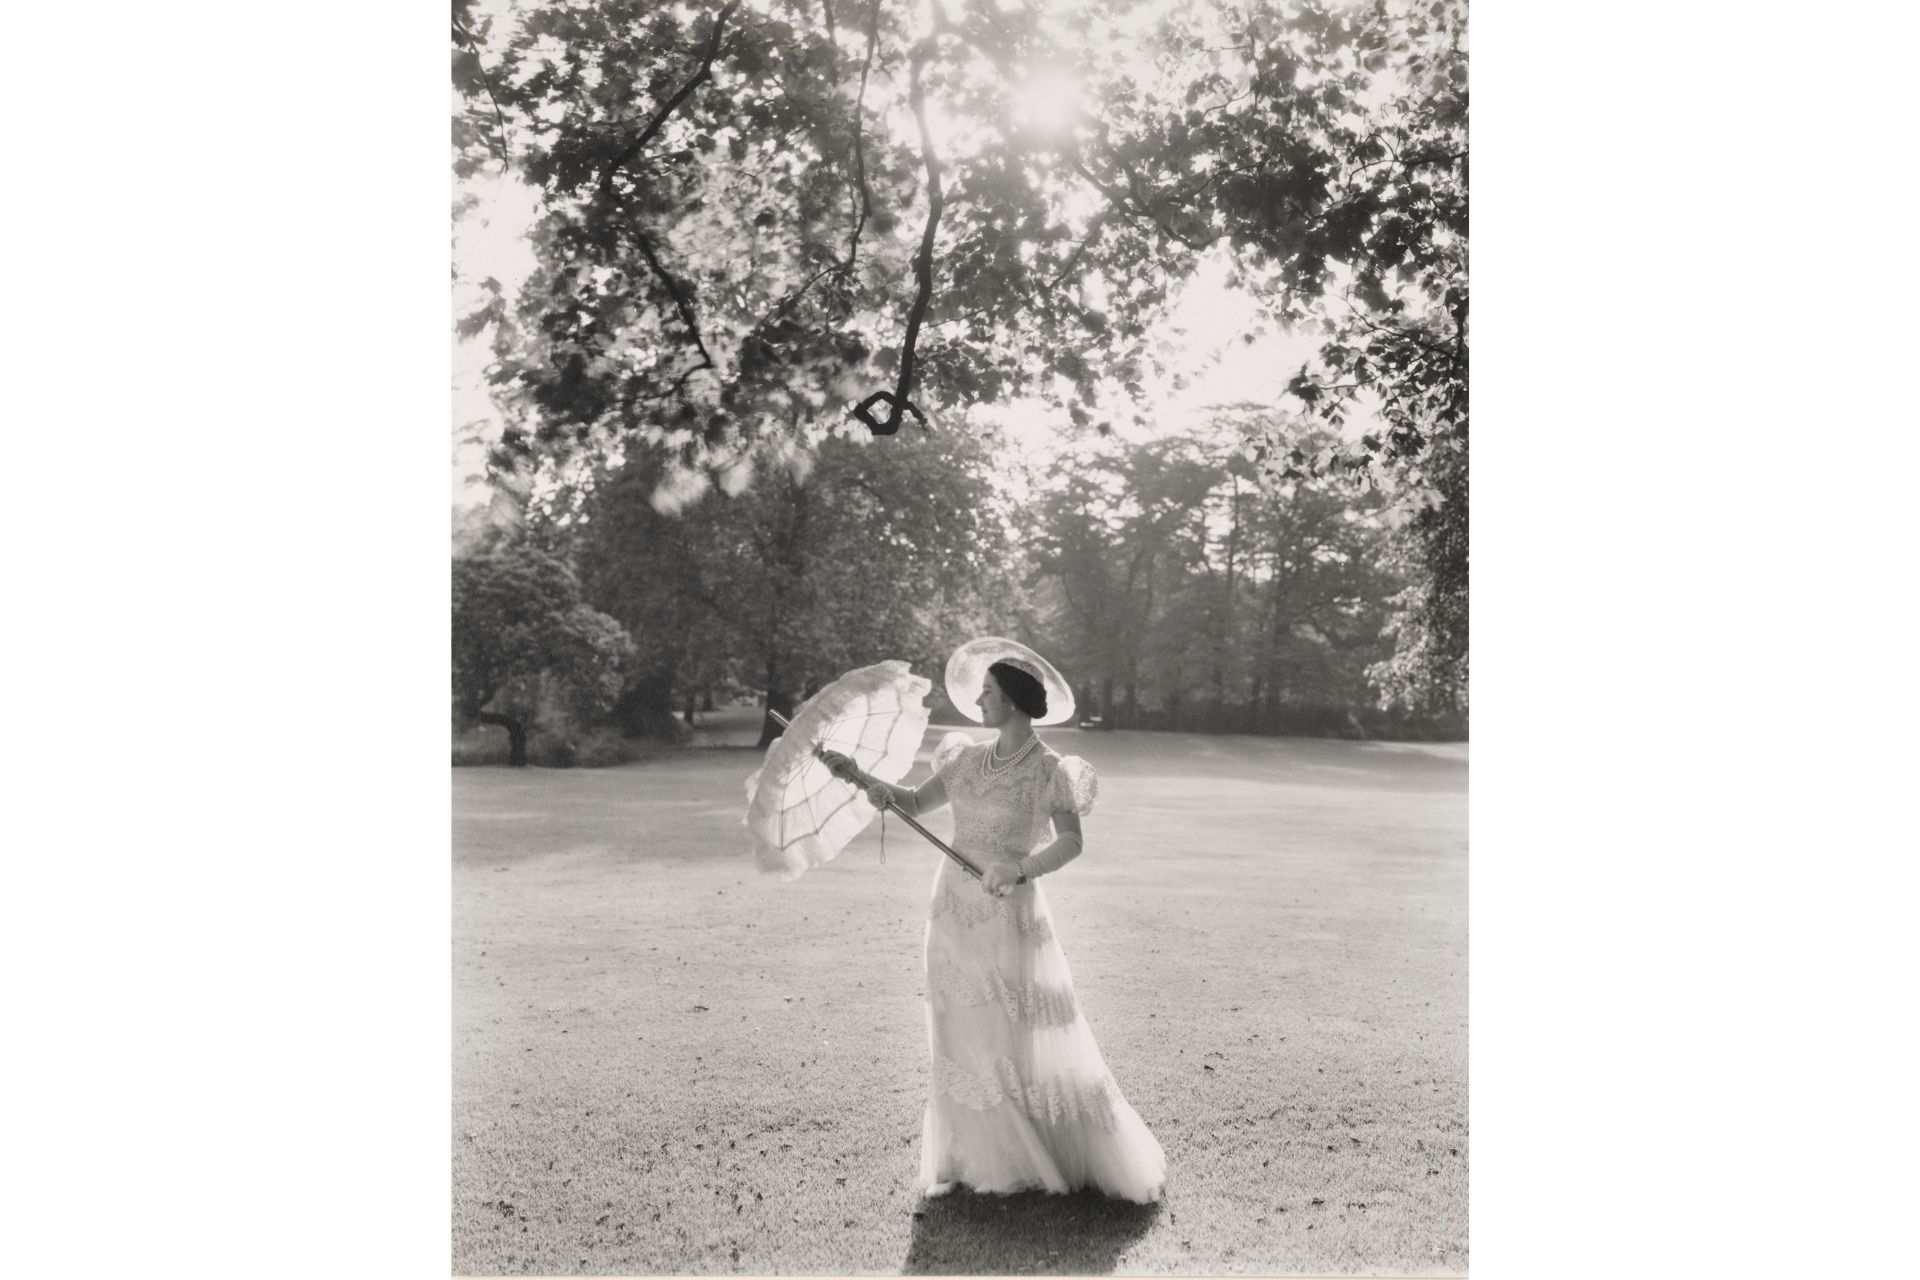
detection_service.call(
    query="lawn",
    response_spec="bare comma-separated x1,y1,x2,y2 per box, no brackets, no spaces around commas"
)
452,716,1467,1275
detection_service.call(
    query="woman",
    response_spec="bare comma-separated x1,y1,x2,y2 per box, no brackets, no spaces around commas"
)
821,638,1166,1203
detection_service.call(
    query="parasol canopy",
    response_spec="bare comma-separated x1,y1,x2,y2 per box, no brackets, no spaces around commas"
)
744,660,931,879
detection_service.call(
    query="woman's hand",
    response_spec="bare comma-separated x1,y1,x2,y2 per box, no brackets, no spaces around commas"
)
817,748,862,786
981,861,1021,898
865,783,893,810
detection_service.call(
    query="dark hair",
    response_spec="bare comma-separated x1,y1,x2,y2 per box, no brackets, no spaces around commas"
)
987,661,1049,719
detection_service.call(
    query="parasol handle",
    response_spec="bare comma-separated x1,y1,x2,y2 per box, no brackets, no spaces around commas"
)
767,710,984,881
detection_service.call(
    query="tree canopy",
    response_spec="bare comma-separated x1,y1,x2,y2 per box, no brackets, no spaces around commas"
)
453,0,1467,712
570,426,1026,744
1030,417,1409,733
452,541,635,764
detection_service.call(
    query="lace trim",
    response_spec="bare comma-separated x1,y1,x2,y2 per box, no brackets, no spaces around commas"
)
930,732,975,781
1048,755,1098,817
938,737,1063,857
932,1054,1121,1131
928,882,1056,939
928,956,1079,1027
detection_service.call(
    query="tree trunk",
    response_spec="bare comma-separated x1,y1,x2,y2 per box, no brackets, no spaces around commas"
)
682,692,697,726
1222,478,1240,709
613,673,678,739
757,656,795,750
477,710,528,767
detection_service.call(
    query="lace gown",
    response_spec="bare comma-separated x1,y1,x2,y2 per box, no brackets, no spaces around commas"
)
917,732,1166,1202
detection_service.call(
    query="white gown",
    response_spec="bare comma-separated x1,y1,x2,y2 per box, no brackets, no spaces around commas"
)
917,732,1166,1202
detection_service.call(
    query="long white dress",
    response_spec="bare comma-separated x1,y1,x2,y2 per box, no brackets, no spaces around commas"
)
917,732,1166,1203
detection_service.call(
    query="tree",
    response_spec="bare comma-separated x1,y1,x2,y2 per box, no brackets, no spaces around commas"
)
1366,447,1466,711
452,542,635,765
1030,436,1215,726
453,0,1468,708
569,425,1024,747
1031,418,1407,734
1143,0,1468,709
1234,432,1401,729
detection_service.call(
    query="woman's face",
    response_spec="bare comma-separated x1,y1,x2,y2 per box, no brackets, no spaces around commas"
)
976,673,1016,727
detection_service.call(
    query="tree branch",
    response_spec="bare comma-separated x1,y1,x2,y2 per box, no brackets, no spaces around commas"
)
452,18,513,169
1334,291,1458,363
854,30,945,435
897,36,945,399
1069,154,1209,251
932,208,1111,336
1204,89,1253,116
593,1,743,396
762,259,846,326
598,0,743,187
1402,147,1468,168
846,0,879,272
1048,210,1113,289
627,220,717,390
752,1,879,335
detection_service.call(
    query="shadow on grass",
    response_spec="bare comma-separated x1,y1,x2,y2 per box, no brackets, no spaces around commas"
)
902,1187,1162,1275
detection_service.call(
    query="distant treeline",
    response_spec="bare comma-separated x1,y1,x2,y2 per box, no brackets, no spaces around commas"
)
453,421,1464,766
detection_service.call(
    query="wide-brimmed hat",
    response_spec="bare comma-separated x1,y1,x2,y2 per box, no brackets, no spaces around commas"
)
944,637,1076,727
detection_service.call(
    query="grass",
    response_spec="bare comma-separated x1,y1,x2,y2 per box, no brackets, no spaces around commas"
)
453,718,1467,1274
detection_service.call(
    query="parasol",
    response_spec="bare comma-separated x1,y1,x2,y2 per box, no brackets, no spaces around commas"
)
744,661,932,879
767,710,984,882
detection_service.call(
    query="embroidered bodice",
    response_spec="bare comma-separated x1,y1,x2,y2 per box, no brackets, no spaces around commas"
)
927,732,1097,863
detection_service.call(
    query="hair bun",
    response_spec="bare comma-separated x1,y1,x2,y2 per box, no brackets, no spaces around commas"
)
987,659,1050,720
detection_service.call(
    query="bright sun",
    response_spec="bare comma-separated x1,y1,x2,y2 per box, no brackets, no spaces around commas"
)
1014,66,1083,136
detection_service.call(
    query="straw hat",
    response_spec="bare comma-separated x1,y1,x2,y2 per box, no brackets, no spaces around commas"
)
944,637,1077,727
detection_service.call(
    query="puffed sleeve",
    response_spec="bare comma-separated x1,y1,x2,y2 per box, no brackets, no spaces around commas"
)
930,731,973,782
1047,755,1098,816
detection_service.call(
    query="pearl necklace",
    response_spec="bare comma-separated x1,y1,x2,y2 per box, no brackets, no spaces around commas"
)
981,732,1039,778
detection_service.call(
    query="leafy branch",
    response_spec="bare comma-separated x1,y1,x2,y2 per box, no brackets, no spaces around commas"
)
598,0,743,186
853,25,945,435
846,0,879,273
592,0,744,397
452,16,513,169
